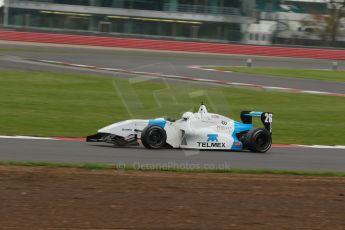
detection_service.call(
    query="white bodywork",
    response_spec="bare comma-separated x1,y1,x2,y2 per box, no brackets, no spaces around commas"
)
98,105,244,150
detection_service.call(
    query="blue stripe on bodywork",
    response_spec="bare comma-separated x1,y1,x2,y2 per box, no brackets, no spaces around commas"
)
231,121,253,150
243,111,263,117
148,119,167,128
234,121,253,132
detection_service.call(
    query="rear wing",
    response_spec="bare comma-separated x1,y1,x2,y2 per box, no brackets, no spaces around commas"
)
241,111,273,134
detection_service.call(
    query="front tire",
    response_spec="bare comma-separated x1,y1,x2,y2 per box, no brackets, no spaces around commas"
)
244,128,272,153
141,125,167,149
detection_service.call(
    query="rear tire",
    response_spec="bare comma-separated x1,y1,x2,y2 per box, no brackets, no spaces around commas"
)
141,125,167,149
244,128,272,153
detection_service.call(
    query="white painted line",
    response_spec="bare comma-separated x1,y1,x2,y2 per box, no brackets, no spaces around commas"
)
296,145,345,150
71,64,96,68
0,135,55,140
40,60,64,64
263,86,291,90
194,78,215,82
99,67,122,71
132,71,153,75
228,82,253,86
301,90,329,95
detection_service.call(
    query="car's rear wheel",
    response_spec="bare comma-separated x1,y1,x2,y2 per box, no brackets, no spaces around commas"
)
141,125,167,149
244,128,272,153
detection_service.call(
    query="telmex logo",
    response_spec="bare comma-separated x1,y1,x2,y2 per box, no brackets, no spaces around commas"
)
198,134,225,148
197,142,226,148
207,134,218,142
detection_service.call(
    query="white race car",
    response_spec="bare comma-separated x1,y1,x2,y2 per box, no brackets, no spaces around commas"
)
87,104,273,153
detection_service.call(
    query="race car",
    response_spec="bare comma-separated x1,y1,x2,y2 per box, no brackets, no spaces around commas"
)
87,104,273,153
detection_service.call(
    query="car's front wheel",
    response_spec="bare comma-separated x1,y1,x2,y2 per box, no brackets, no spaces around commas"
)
141,125,167,149
244,128,272,153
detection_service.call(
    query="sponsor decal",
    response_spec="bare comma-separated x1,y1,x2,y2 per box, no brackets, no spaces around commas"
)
217,126,231,131
198,134,225,148
233,141,242,146
207,134,218,142
197,142,226,148
122,128,133,131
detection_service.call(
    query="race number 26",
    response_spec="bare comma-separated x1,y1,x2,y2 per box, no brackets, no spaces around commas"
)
264,113,273,123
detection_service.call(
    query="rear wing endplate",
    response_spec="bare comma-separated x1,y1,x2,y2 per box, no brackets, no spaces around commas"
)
241,111,273,133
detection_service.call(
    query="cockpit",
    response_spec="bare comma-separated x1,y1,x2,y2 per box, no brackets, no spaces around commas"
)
181,104,209,121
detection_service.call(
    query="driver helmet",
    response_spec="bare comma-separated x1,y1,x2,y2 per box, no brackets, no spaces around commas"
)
182,112,194,121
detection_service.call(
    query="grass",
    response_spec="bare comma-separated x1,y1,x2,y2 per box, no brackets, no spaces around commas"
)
1,161,344,176
0,70,344,145
214,67,345,83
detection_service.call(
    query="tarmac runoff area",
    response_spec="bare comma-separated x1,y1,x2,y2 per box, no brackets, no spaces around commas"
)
0,41,344,95
0,41,344,172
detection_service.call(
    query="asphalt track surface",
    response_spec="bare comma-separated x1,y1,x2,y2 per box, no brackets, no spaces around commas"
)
0,41,344,172
1,138,345,172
